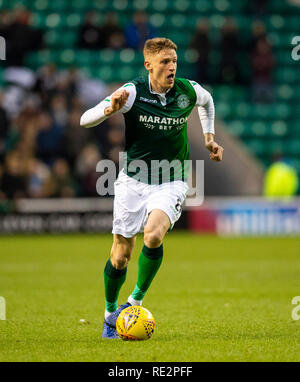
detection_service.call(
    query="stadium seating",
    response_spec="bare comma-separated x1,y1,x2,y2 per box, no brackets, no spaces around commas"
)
1,0,300,176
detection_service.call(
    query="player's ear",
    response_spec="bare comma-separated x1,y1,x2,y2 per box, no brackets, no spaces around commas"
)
144,60,152,72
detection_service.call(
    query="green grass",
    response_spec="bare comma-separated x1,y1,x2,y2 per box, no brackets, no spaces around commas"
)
0,232,300,362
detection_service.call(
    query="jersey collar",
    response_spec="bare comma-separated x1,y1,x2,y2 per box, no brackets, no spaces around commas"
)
148,75,172,106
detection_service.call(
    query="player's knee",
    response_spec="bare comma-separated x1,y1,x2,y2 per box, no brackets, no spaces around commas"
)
110,245,132,269
111,256,127,270
110,252,129,269
144,229,163,248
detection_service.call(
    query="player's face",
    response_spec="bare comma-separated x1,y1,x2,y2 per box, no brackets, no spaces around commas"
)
145,49,177,91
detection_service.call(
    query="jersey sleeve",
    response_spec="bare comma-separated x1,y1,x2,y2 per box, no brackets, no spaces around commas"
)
188,80,215,135
80,83,137,128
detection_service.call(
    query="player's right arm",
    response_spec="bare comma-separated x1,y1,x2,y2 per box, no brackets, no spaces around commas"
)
80,83,136,128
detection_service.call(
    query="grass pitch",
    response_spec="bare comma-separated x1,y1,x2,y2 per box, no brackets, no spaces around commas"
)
0,232,300,362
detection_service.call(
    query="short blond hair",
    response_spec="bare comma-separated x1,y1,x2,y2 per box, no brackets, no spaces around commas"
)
143,37,177,58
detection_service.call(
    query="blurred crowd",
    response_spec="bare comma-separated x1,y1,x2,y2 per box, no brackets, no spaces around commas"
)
78,10,157,51
0,4,276,200
0,7,157,200
0,7,44,66
190,18,275,103
0,62,127,200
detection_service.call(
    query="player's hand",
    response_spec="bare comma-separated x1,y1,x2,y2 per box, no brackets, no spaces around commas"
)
104,90,129,116
205,140,224,162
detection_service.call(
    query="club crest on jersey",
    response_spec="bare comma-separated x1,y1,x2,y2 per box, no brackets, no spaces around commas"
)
177,94,190,109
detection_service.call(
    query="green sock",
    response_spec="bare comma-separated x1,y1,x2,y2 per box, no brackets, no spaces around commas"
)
104,258,127,313
131,244,163,301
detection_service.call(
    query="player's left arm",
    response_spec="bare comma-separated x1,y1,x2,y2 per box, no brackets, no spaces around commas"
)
189,81,224,162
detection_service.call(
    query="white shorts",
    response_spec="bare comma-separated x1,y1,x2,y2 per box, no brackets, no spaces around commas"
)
112,169,189,238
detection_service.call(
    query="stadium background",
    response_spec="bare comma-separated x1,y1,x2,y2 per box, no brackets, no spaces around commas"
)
1,0,300,363
0,0,300,234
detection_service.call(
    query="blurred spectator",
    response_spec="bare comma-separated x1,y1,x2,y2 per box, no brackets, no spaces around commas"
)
0,9,13,41
26,157,51,198
107,125,124,147
124,11,157,50
78,11,102,49
99,12,126,49
15,98,39,131
59,67,80,100
4,66,36,91
12,100,39,158
2,67,36,117
75,144,102,196
4,118,21,154
251,38,275,103
49,93,68,127
77,73,108,108
34,63,59,106
44,158,77,197
4,6,44,66
108,29,127,50
35,110,64,166
70,95,84,111
0,92,10,161
78,11,126,50
217,18,242,84
0,162,5,199
249,21,267,54
106,125,124,158
62,108,90,168
96,113,124,157
1,83,26,118
17,123,37,159
103,115,125,174
190,19,211,84
1,151,27,199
